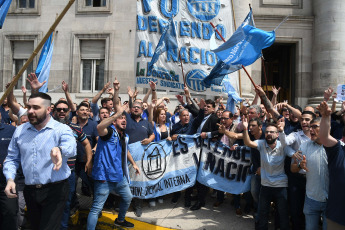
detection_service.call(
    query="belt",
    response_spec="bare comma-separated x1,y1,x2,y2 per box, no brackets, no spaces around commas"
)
26,179,67,189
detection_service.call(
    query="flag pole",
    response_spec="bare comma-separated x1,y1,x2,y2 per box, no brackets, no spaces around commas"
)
231,0,243,97
0,0,76,105
178,48,186,86
209,22,257,89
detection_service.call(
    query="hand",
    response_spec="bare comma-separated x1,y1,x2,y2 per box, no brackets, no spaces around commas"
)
85,161,93,176
50,147,62,171
184,85,191,98
166,136,172,141
4,179,17,198
27,73,46,91
176,95,184,104
141,138,151,145
215,96,223,105
61,81,68,92
113,78,120,91
332,93,337,101
230,145,237,151
316,101,331,117
149,81,156,90
256,167,261,176
102,82,111,92
272,86,281,96
292,150,303,161
254,85,265,97
277,117,285,132
200,132,207,139
171,134,178,141
276,102,288,111
323,87,334,102
199,98,206,110
242,115,248,130
300,155,309,172
163,97,170,103
106,87,114,95
133,164,140,175
21,86,27,94
218,123,226,134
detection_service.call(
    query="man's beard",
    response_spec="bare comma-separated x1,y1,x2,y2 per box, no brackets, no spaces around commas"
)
54,114,70,124
266,137,277,145
29,113,47,125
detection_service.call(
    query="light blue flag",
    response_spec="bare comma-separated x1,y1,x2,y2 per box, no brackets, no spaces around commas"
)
201,10,255,88
213,9,275,67
0,0,12,29
38,38,54,93
147,17,178,71
36,33,53,77
222,75,243,114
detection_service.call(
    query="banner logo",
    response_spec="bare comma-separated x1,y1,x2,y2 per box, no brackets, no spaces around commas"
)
186,69,207,92
187,0,220,21
142,143,167,180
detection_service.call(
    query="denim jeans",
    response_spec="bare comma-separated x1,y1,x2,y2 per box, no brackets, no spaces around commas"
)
61,170,76,230
257,186,289,230
303,196,327,230
87,177,132,230
251,174,261,207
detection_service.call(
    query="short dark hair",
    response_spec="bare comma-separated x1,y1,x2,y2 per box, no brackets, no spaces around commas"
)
222,110,233,118
99,107,110,113
29,92,51,102
54,100,69,111
249,117,263,127
77,102,90,110
101,98,112,106
302,111,316,119
266,122,278,130
292,105,303,113
205,99,215,108
310,117,321,124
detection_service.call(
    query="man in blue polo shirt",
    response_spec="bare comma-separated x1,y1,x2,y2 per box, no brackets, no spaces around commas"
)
243,118,293,230
87,106,139,230
311,101,345,229
113,78,154,217
0,112,16,230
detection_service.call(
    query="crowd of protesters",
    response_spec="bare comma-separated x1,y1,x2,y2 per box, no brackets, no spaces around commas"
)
0,73,344,230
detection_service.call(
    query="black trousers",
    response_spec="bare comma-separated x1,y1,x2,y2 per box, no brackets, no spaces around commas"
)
0,185,18,230
23,180,69,230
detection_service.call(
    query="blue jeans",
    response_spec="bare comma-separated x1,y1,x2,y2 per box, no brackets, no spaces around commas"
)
257,186,289,230
87,177,132,230
303,196,327,230
251,174,261,207
61,170,75,230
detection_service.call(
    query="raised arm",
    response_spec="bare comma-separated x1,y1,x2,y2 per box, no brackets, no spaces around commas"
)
317,101,338,147
112,78,121,114
91,82,110,104
242,116,258,148
143,88,152,103
21,86,27,107
149,81,157,101
271,86,281,106
62,81,76,112
26,73,45,94
97,104,127,136
255,85,281,121
6,82,21,115
252,92,260,105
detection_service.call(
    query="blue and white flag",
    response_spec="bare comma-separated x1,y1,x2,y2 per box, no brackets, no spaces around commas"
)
0,0,12,29
222,75,243,114
36,33,54,93
128,134,252,199
147,17,178,72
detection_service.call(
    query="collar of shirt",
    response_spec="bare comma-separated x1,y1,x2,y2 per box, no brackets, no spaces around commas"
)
264,140,280,152
130,114,143,122
27,116,56,131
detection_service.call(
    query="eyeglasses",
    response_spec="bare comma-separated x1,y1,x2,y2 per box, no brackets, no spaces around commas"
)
56,108,69,112
132,106,142,109
265,131,277,134
310,125,320,129
220,117,230,120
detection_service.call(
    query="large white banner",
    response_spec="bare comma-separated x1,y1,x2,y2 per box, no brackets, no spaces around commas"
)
135,0,239,95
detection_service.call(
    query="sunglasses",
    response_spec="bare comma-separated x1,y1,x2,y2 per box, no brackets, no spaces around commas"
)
56,108,69,112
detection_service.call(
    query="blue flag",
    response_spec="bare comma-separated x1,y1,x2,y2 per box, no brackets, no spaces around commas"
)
147,17,178,71
36,33,53,77
0,0,12,29
37,36,54,93
222,75,242,114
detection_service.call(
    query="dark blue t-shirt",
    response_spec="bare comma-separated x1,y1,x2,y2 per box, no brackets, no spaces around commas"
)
76,119,98,162
0,123,16,185
284,117,301,135
0,106,11,124
125,112,153,144
324,141,345,226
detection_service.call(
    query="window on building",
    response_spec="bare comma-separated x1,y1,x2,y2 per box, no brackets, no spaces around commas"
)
80,40,105,92
18,0,35,9
12,41,34,90
85,0,106,7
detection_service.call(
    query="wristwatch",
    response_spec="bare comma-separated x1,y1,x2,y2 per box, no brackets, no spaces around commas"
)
298,162,302,169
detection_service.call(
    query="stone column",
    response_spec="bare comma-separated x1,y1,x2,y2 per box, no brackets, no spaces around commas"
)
310,0,345,105
232,0,254,100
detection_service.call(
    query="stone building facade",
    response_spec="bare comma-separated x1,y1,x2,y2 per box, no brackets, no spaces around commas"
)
0,0,343,108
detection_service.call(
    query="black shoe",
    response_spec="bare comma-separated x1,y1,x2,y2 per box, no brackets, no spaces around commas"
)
184,199,191,208
114,218,134,228
171,193,181,204
190,202,205,211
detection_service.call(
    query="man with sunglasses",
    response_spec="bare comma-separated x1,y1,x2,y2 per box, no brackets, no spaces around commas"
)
243,119,293,230
53,100,93,230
